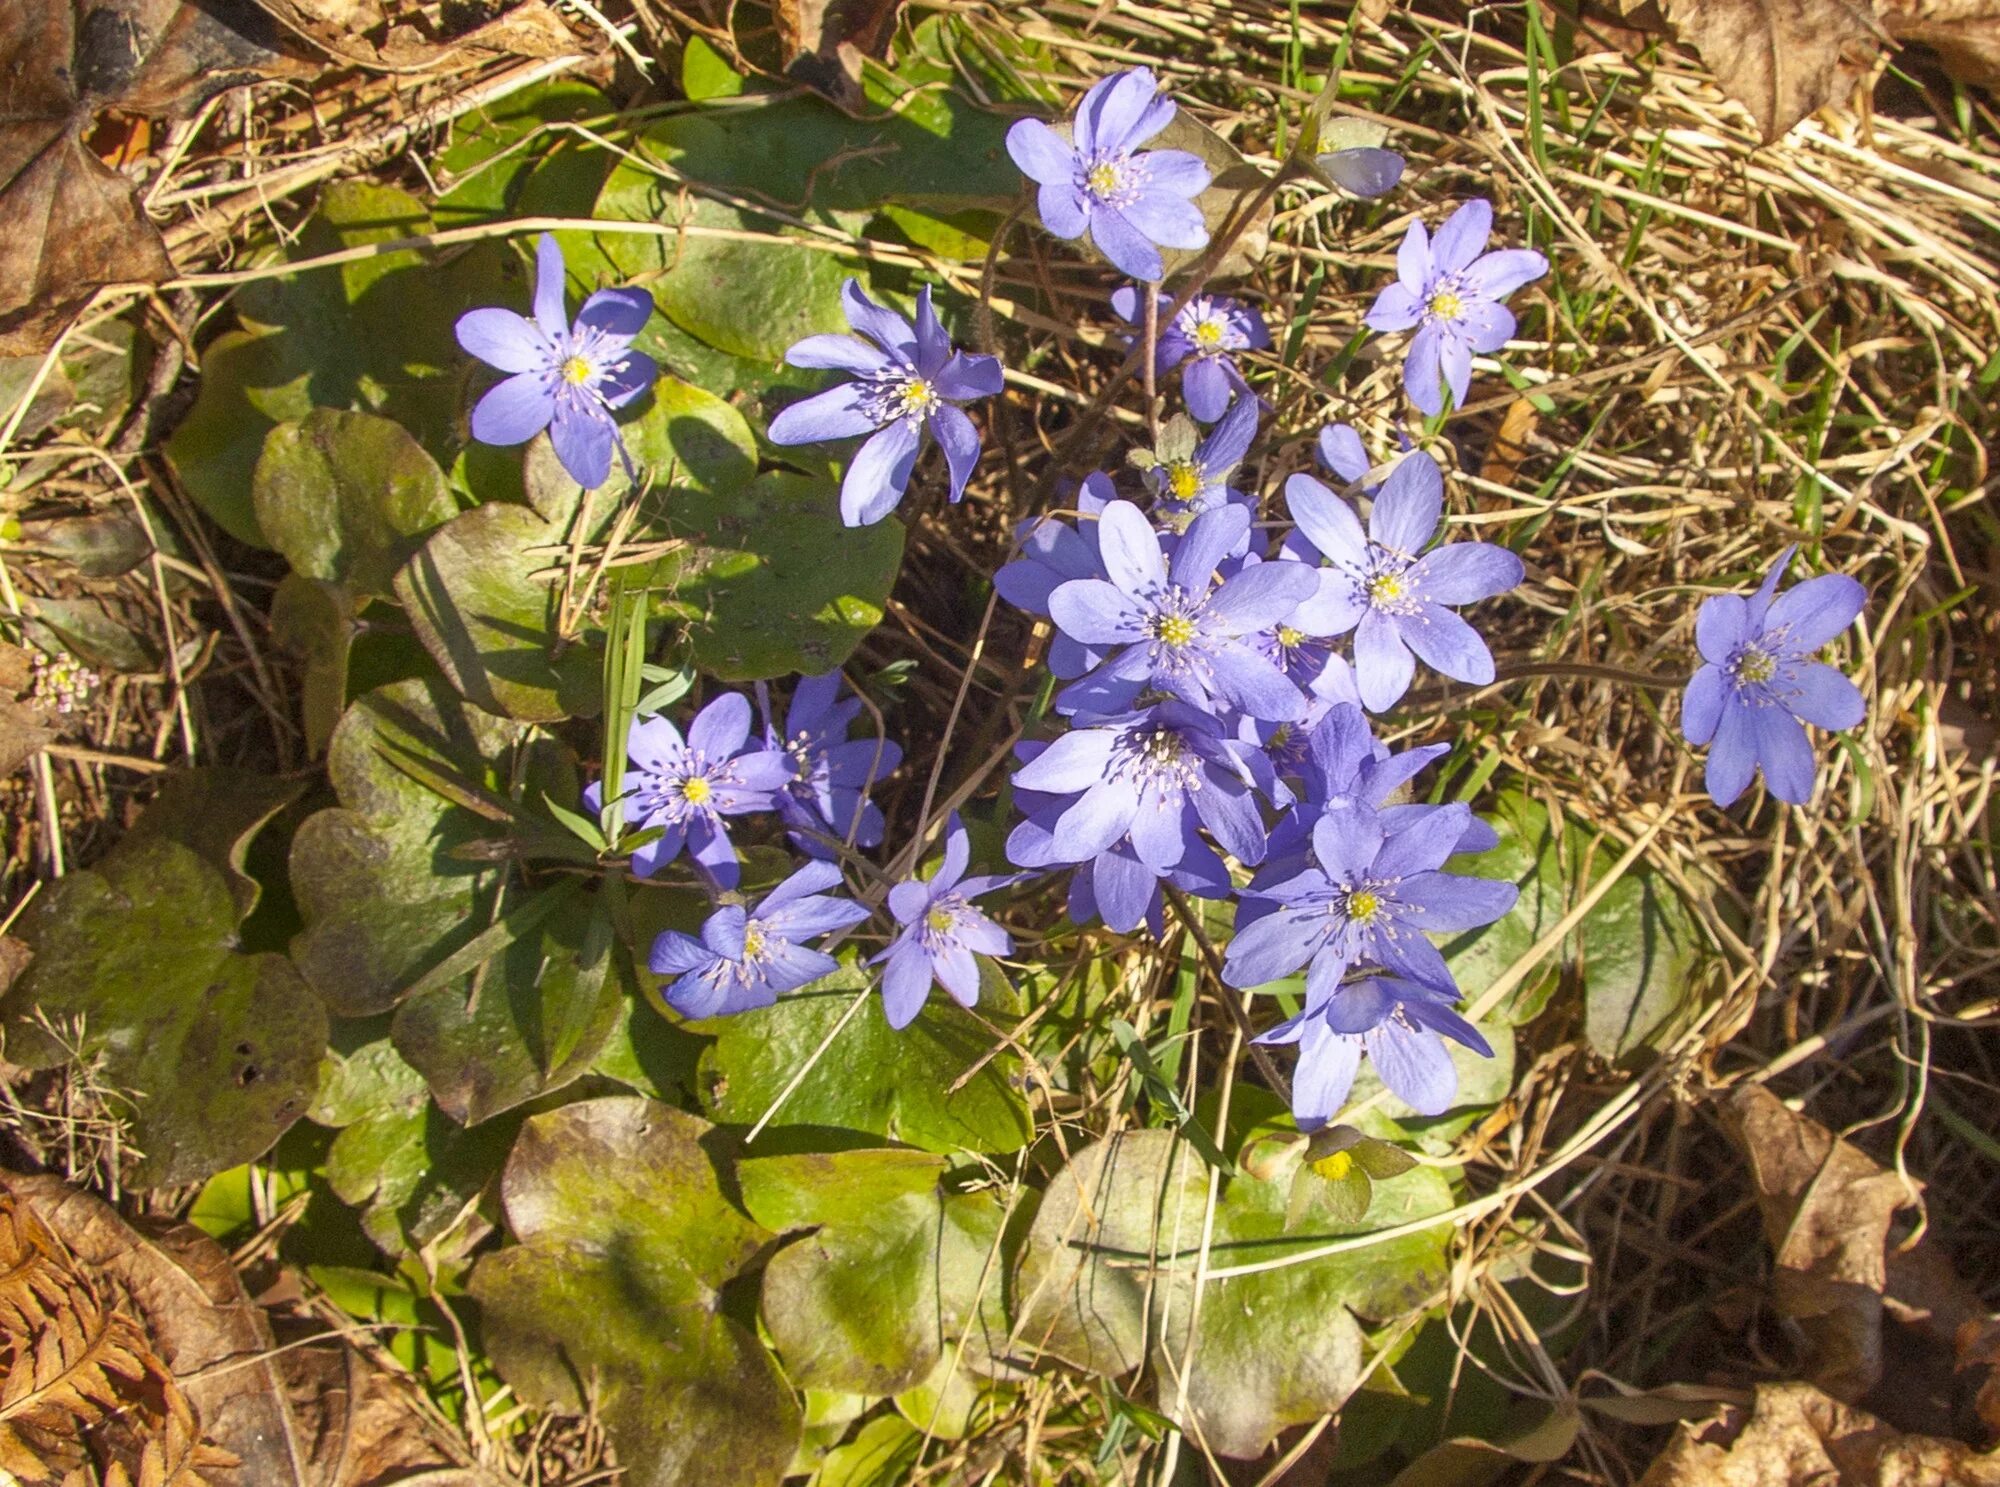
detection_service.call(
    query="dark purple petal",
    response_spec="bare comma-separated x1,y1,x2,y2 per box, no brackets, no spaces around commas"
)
1706,699,1757,807
1410,541,1523,604
600,351,658,410
1753,707,1817,803
879,941,935,1029
1007,118,1076,184
1321,978,1396,1034
787,334,892,373
649,929,710,976
1399,602,1496,686
1747,545,1796,624
576,286,652,341
1430,198,1493,275
1199,394,1259,469
841,278,918,359
1354,608,1417,711
532,233,568,338
1364,283,1422,333
702,904,749,958
929,404,980,503
1095,500,1168,596
1092,849,1160,933
994,558,1060,614
1286,474,1368,569
840,418,922,526
471,372,554,446
666,969,733,1021
1402,322,1446,417
1088,206,1166,282
1402,993,1494,1056
1395,870,1518,931
1183,356,1233,422
935,351,1004,402
768,382,879,445
913,285,951,373
630,822,686,878
1785,661,1865,731
1461,248,1548,299
1682,664,1727,745
1766,573,1867,651
1370,452,1444,554
1371,929,1455,994
549,404,615,490
456,309,548,373
1191,775,1266,865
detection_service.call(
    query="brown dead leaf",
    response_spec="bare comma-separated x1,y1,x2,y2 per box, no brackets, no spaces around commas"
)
244,0,581,71
0,936,29,997
1881,0,2000,86
1478,397,1542,489
771,0,905,109
0,1,309,355
1723,1085,1916,1401
1638,1381,2000,1485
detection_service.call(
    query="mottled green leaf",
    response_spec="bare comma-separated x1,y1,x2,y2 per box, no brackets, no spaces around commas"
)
269,574,357,758
471,1099,798,1487
253,409,458,598
740,1148,1006,1394
2,838,326,1187
114,766,303,920
1580,865,1706,1060
696,970,1031,1155
813,1415,921,1487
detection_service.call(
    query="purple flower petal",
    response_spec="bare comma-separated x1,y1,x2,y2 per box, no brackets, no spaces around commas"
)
913,285,951,374
1430,198,1493,275
1321,977,1396,1034
887,879,930,924
1706,700,1757,807
649,930,710,976
600,352,658,410
956,910,1011,957
1372,803,1471,878
1207,562,1319,632
929,403,980,502
576,286,652,341
1191,775,1266,865
787,334,892,373
1364,283,1422,333
1396,217,1432,293
549,404,615,490
1052,778,1141,860
1289,569,1367,637
1120,189,1208,249
1682,664,1727,745
1354,608,1416,711
532,233,568,339
1142,150,1211,197
688,692,752,758
935,351,1004,402
456,309,548,373
1398,602,1496,685
1007,118,1076,185
1183,357,1232,422
1079,68,1160,155
1753,707,1817,803
841,278,917,359
1747,545,1796,623
1286,474,1368,569
1224,905,1320,986
627,713,686,771
1766,573,1867,651
1095,500,1168,596
1012,727,1117,792
1456,300,1516,355
939,814,970,887
1394,870,1518,931
470,372,554,446
1048,578,1146,645
1127,791,1187,870
1695,594,1750,666
1787,661,1866,731
935,945,980,1006
1209,641,1307,723
1170,504,1251,591
1089,206,1166,282
1410,541,1523,604
763,858,845,909
769,383,878,445
880,941,935,1029
1461,248,1549,299
1291,1020,1362,1129
1438,333,1474,411
702,904,749,958
1369,453,1444,554
1091,849,1158,933
1403,322,1446,417
841,418,922,527
1368,1017,1458,1115
1038,182,1089,239
1312,806,1384,881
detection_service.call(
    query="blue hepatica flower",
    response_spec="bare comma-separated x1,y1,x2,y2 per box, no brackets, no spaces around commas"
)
592,693,792,889
1263,976,1493,1126
1363,199,1548,417
760,671,903,858
1135,398,1259,524
871,813,1017,1029
1224,802,1517,1000
768,279,1003,528
1683,544,1868,807
1111,287,1271,423
1048,499,1319,722
455,233,660,490
650,861,869,1020
993,473,1115,681
1285,451,1523,712
1005,67,1211,283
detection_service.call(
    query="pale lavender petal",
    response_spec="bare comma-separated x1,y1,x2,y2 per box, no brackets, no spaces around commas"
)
549,405,614,490
1398,602,1495,685
1696,594,1751,665
1048,578,1146,644
1012,727,1117,792
913,285,950,373
1438,333,1474,412
1079,68,1160,155
935,946,980,1007
576,287,652,341
1368,1019,1458,1116
1312,806,1383,881
1209,641,1307,724
939,815,970,888
1456,300,1515,355
1092,850,1157,933
1403,322,1445,417
1369,453,1443,554
1127,792,1186,870
1286,475,1368,568
1291,1020,1362,1129
599,351,657,409
1052,779,1140,860
648,930,710,976
1430,198,1493,275
841,418,922,527
841,278,917,359
1410,541,1523,604
887,880,931,924
1394,871,1517,931
1766,573,1867,651
1747,545,1796,624
1682,664,1727,745
1183,357,1232,422
929,404,980,503
1753,707,1818,804
456,309,548,374
1289,569,1367,636
879,942,935,1029
532,233,568,339
1354,608,1417,711
1207,562,1320,631
1785,662,1866,731
768,382,878,445
702,904,749,959
1038,183,1089,239
1141,150,1210,196
1089,206,1166,282
1706,700,1757,807
787,334,892,373
1120,189,1208,249
1364,283,1422,333
1372,803,1471,878
1095,500,1168,596
688,692,752,757
1191,777,1265,865
627,713,686,771
1170,503,1250,591
471,372,554,446
935,352,1004,402
1224,907,1320,986
1320,977,1396,1035
1461,248,1548,299
1007,118,1076,184
1396,217,1432,293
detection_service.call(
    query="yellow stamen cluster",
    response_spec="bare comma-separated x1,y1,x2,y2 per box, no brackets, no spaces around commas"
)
1192,317,1227,351
926,907,957,934
895,376,939,418
1735,647,1777,684
1166,461,1203,502
1275,625,1305,650
1369,573,1406,605
559,355,594,385
1426,290,1464,321
742,924,766,957
1346,890,1382,923
1154,614,1197,648
1087,161,1123,197
680,775,713,805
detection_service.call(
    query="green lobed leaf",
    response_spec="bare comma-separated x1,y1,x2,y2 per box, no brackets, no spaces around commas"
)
739,1148,1007,1394
470,1098,799,1487
252,409,458,598
812,1415,922,1487
112,766,303,921
269,574,358,758
2,838,326,1188
1579,862,1707,1061
695,969,1031,1156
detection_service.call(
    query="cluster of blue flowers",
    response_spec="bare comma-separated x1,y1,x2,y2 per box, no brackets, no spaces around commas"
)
447,66,1873,1133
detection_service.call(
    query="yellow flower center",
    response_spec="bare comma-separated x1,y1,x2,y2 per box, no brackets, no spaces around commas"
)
895,376,939,418
1166,460,1203,502
1347,890,1382,923
680,775,713,805
559,355,594,385
1087,161,1123,197
1736,646,1777,684
926,907,956,934
1369,573,1405,605
1192,317,1227,351
1276,625,1304,649
742,924,766,957
1154,613,1197,648
1427,290,1464,321
1269,723,1293,750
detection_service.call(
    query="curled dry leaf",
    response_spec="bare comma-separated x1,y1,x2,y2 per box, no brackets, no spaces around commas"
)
0,0,309,354
1638,1381,2000,1485
243,0,582,71
1880,0,2000,86
771,0,906,110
